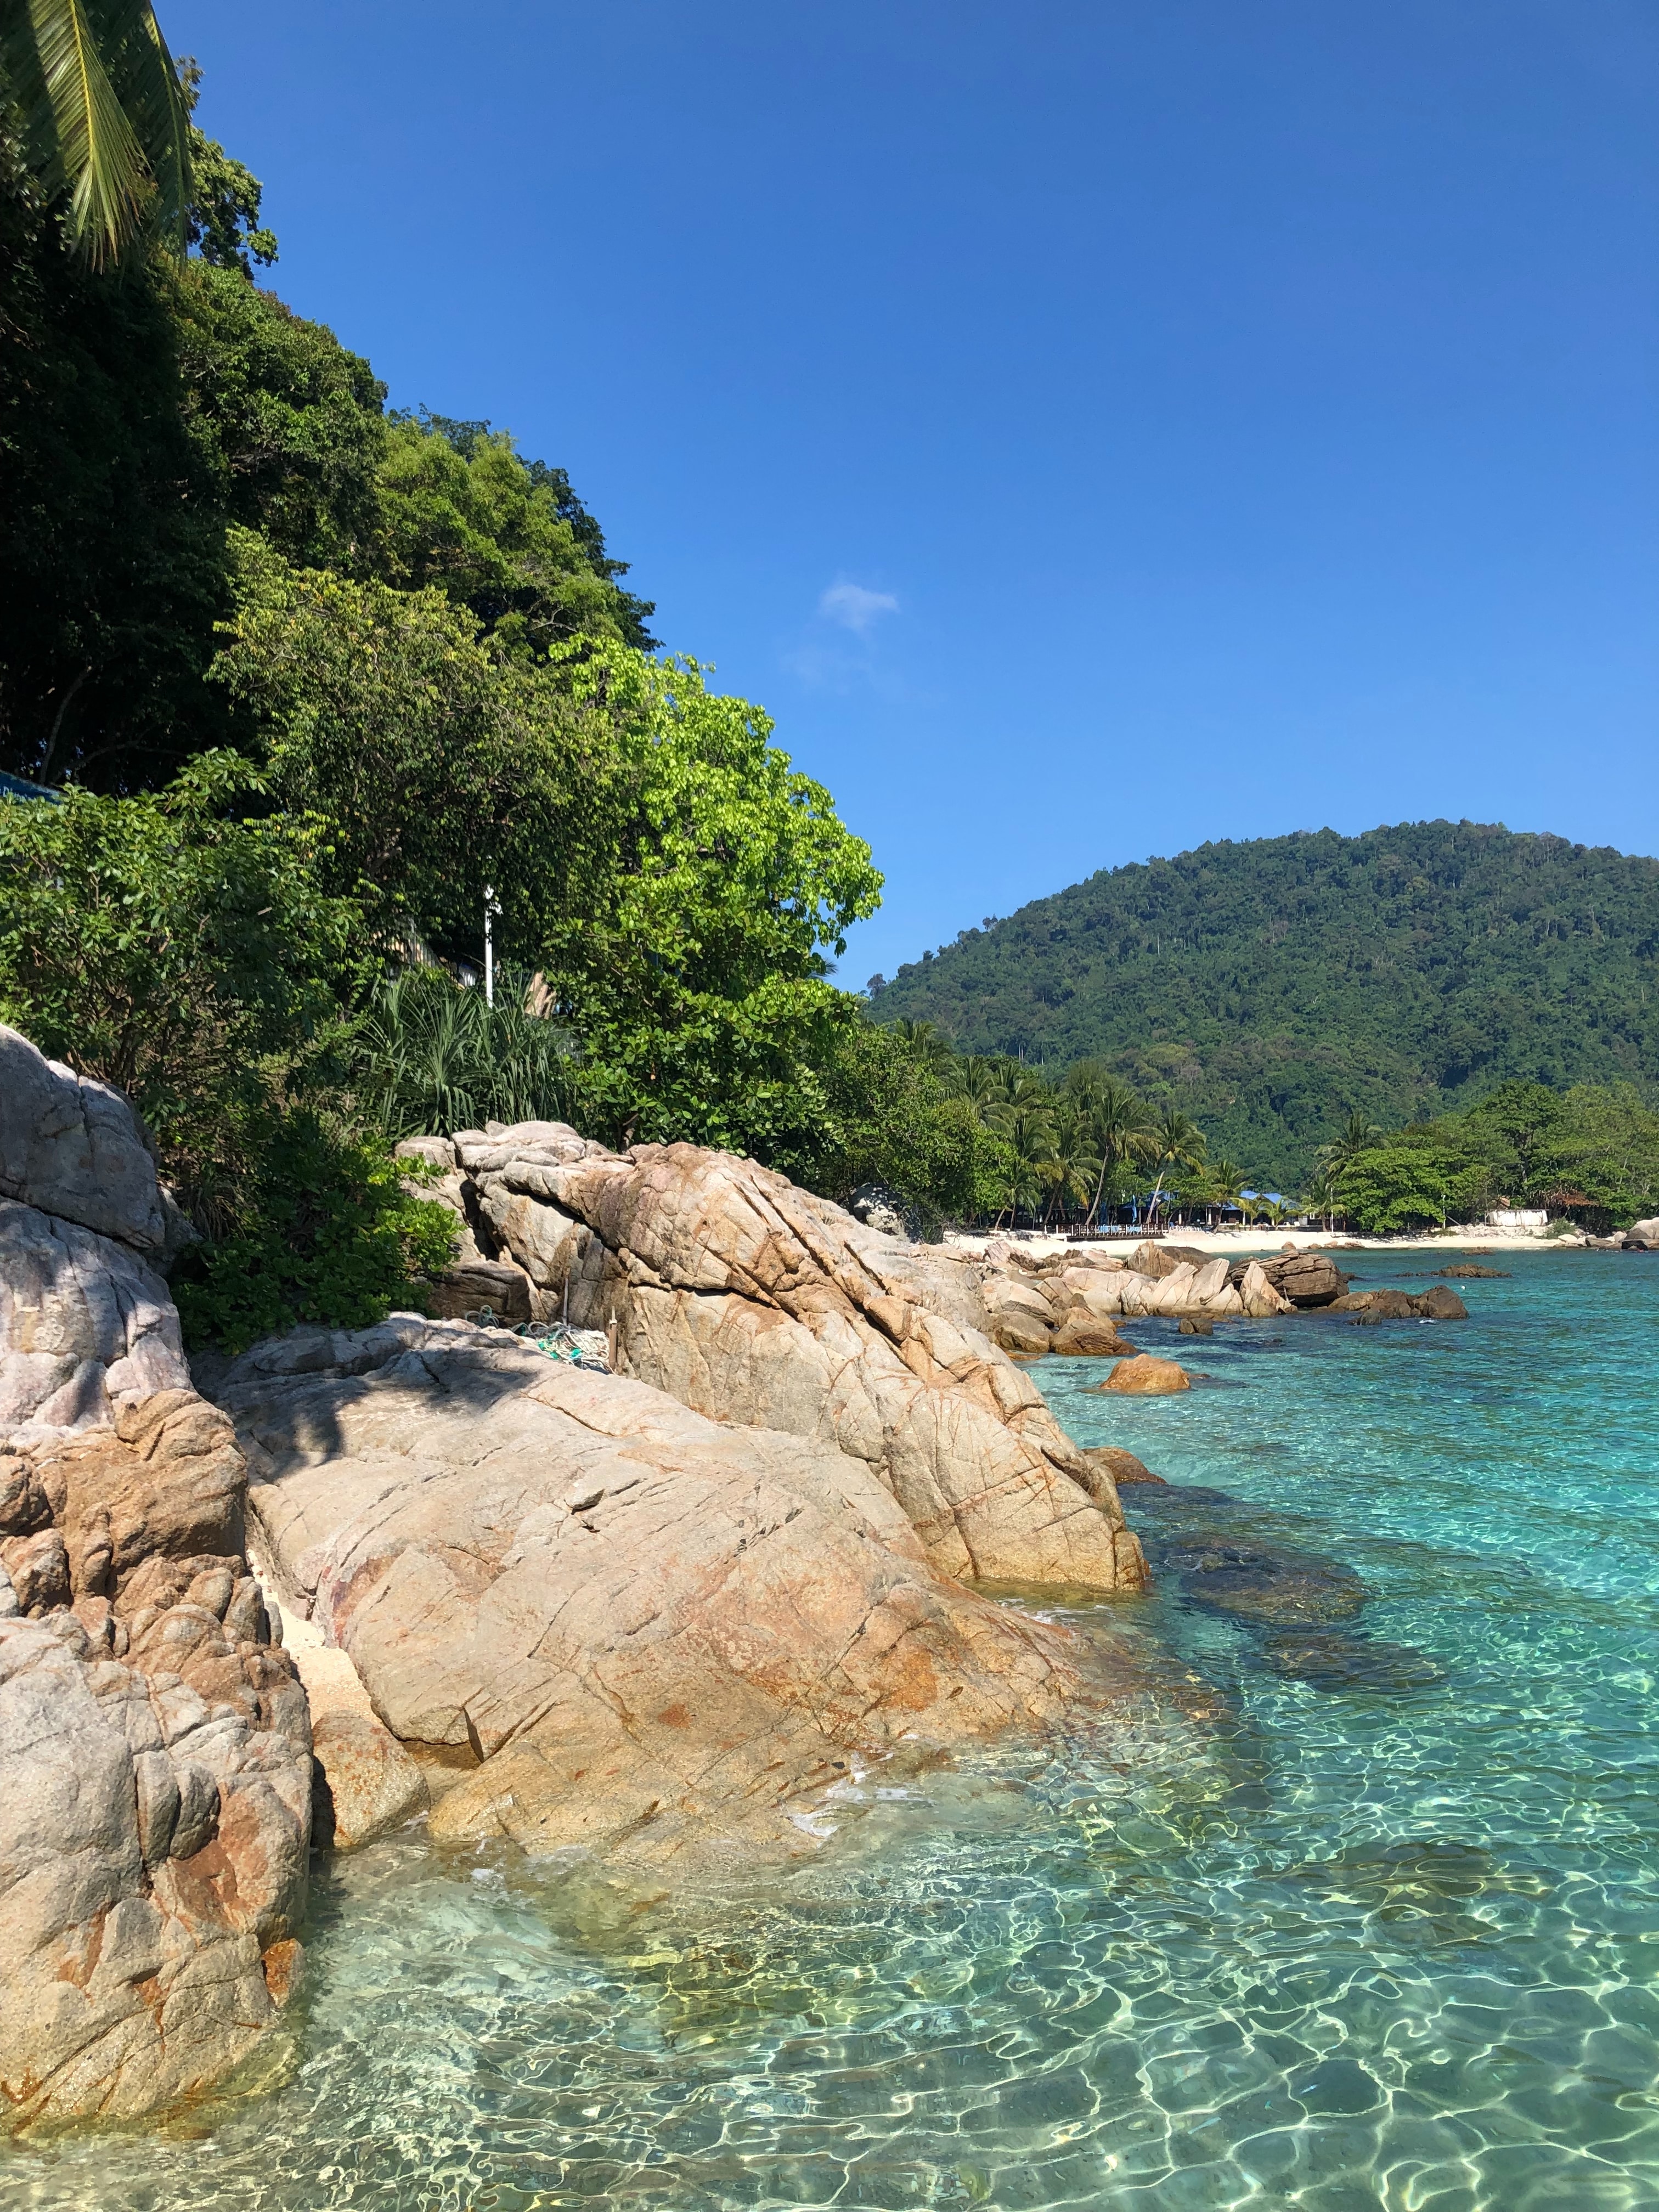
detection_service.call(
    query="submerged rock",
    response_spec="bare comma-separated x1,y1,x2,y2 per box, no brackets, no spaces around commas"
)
1165,1540,1367,1629
1330,1285,1468,1321
1262,1630,1446,1692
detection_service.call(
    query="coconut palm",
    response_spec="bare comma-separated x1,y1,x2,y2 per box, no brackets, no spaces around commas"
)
890,1017,957,1083
1066,1070,1158,1227
983,1062,1052,1121
1,0,190,268
1038,1099,1101,1231
1318,1108,1381,1176
1314,1109,1382,1222
1302,1160,1344,1230
1206,1157,1245,1226
948,1054,1003,1113
1144,1107,1206,1229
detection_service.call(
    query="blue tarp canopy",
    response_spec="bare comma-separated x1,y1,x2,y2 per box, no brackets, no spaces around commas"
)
0,769,61,802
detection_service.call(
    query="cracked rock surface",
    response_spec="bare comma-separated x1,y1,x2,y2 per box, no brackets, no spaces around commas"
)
0,1025,310,2131
0,1394,311,2130
403,1129,1146,1596
215,1319,1104,1868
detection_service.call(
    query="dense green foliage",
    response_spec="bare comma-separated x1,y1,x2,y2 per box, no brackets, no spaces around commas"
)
170,1111,458,1354
0,752,364,1217
0,65,915,1334
870,821,1659,1187
357,966,577,1140
1331,1081,1659,1234
0,105,653,791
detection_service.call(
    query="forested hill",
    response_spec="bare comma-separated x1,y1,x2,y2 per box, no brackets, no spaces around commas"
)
867,821,1659,1188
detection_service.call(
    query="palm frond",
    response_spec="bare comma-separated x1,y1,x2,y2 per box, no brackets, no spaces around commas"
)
3,0,191,266
105,0,190,249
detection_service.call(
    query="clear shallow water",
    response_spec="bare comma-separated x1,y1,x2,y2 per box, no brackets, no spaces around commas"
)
9,1252,1659,2211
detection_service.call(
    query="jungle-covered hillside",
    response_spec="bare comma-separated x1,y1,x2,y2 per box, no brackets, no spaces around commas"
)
867,821,1659,1188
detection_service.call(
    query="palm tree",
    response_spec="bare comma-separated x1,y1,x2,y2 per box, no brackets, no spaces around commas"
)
1316,1108,1382,1225
1206,1157,1245,1227
890,1017,956,1083
1144,1107,1206,1229
949,1054,1003,1113
1302,1160,1343,1230
1066,1070,1158,1228
983,1062,1053,1122
1039,1099,1100,1231
2,0,190,268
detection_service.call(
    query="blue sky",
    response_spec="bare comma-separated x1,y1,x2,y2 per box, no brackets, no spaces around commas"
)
171,0,1658,987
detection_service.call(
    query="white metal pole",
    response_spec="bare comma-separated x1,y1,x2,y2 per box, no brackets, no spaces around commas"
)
484,884,494,1007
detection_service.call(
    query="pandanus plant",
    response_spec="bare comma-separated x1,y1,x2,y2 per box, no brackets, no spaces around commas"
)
1,0,191,268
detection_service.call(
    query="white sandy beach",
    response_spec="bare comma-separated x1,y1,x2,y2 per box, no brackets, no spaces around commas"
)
944,1222,1581,1261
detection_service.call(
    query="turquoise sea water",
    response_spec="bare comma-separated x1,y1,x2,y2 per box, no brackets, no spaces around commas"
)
9,1252,1659,2211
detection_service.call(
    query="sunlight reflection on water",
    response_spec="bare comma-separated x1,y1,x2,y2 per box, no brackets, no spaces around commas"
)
8,1254,1659,2210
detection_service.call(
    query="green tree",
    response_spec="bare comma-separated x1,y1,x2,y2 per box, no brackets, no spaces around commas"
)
0,123,227,788
172,263,387,573
377,415,656,655
546,645,883,1158
210,531,626,967
797,1018,992,1232
0,752,366,1216
1145,1105,1205,1227
1063,1063,1157,1226
1339,1135,1489,1234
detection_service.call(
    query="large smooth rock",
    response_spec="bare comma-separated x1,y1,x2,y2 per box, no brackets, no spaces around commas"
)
441,1135,1144,1596
1238,1262,1294,1318
0,1199,193,1451
1101,1355,1191,1396
1127,1242,1209,1278
1256,1252,1348,1307
1627,1217,1659,1250
0,1026,167,1257
215,1322,1105,1866
0,1395,311,2131
981,1273,1056,1355
1048,1314,1130,1357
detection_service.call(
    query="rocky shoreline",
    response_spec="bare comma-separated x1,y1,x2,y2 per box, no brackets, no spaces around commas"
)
0,1029,311,2128
1,1037,1151,2129
0,1030,1526,2131
972,1237,1468,1364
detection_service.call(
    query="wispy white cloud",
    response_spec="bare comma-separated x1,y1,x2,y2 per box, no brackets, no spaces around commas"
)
819,580,899,634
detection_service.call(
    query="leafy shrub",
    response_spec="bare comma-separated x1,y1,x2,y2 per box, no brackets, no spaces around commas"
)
0,753,366,1226
172,1111,458,1353
355,962,578,1138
